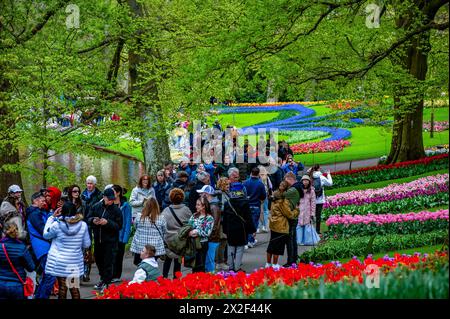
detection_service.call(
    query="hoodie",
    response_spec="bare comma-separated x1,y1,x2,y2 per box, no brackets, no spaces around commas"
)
43,214,91,277
312,171,333,204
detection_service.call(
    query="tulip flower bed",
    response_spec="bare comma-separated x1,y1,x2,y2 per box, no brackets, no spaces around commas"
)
284,130,330,143
95,251,447,299
324,174,449,210
322,192,449,219
330,154,449,189
423,121,449,132
291,140,351,154
326,209,449,239
299,230,448,262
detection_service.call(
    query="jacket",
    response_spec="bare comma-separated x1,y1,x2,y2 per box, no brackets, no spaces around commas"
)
0,200,27,241
26,206,51,260
118,201,132,244
188,180,206,214
298,188,316,226
88,201,123,244
162,179,188,209
269,167,284,191
312,171,333,204
130,187,155,219
167,224,202,268
188,214,214,243
208,198,221,243
269,191,298,234
43,214,91,277
130,215,167,256
243,177,267,207
161,204,192,259
81,187,103,219
221,192,255,246
130,258,160,284
153,182,170,208
0,238,35,284
214,163,235,179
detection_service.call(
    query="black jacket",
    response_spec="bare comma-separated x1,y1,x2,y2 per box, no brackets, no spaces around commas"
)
222,194,255,246
269,167,285,191
162,179,188,209
188,181,206,214
88,201,123,244
153,182,171,208
81,187,103,220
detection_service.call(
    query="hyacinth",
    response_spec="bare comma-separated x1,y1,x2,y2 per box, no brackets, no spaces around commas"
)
326,209,449,226
291,140,351,154
324,174,449,209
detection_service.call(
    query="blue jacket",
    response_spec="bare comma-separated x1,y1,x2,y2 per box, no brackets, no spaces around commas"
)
26,206,51,260
119,201,132,244
204,163,216,187
0,238,35,284
282,163,299,176
243,177,267,207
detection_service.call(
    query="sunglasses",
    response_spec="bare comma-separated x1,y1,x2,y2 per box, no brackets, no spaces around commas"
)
72,190,80,193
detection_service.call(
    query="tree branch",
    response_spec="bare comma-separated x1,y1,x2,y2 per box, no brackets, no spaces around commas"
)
77,36,121,54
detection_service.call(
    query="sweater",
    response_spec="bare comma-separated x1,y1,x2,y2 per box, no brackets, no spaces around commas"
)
161,204,192,259
43,215,91,277
243,177,267,207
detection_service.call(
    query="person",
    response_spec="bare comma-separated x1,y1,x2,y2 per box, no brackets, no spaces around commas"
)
88,188,123,291
243,167,267,248
130,197,167,266
43,202,91,299
129,245,160,284
297,175,317,246
283,172,302,267
258,166,272,233
188,197,214,273
161,188,192,279
26,192,55,299
212,119,222,132
266,181,297,269
153,170,171,208
0,185,27,240
282,157,300,176
189,163,206,183
215,177,230,271
214,155,235,180
197,185,221,273
164,161,177,184
0,222,36,299
67,185,86,216
203,159,217,188
162,171,189,209
111,185,132,283
188,171,210,215
81,176,103,218
308,165,333,234
130,175,155,222
268,157,285,192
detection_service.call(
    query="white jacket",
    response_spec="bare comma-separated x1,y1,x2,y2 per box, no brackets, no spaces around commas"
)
312,171,333,204
129,187,155,219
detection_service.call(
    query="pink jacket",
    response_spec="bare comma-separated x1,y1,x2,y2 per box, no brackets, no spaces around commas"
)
298,188,316,226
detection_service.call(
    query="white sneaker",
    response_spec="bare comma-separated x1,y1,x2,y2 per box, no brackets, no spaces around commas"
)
219,263,229,271
262,226,269,233
247,242,255,248
272,264,281,270
244,245,249,249
254,239,258,245
256,228,262,234
265,263,272,268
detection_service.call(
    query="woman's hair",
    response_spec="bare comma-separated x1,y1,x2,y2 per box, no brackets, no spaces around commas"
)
216,177,230,192
4,222,19,239
68,184,82,208
169,188,184,205
278,181,290,193
144,244,156,257
302,179,312,192
195,196,211,217
61,201,78,229
156,170,166,183
141,197,160,223
138,175,152,189
112,184,127,204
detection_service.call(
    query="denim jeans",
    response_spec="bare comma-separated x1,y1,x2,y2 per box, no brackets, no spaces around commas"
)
247,206,261,244
205,242,220,272
35,254,56,299
260,199,269,229
227,245,245,271
0,282,24,300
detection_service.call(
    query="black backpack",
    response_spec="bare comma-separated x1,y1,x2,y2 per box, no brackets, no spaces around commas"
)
313,177,323,198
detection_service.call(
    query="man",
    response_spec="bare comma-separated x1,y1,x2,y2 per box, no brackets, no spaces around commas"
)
283,172,302,267
88,188,123,291
81,175,103,219
0,185,27,240
162,171,190,209
282,157,301,176
268,157,285,192
26,192,55,299
188,171,210,214
214,155,235,180
243,167,266,248
164,161,177,184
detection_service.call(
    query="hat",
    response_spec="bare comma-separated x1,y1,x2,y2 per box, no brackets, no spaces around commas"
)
104,184,114,191
197,185,215,195
301,175,311,182
103,188,116,200
8,185,23,193
31,192,44,201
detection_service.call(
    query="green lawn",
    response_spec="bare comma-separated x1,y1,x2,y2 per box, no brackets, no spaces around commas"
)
423,107,449,122
207,112,281,128
327,168,449,196
307,104,337,117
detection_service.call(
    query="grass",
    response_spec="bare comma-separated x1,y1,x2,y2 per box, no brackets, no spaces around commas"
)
108,139,144,162
307,104,337,117
423,107,449,122
207,112,281,128
295,126,449,165
326,168,449,196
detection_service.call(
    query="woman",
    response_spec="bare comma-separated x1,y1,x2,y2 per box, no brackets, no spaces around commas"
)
0,187,27,241
0,222,35,299
67,185,86,217
258,166,272,233
266,181,297,269
43,202,91,299
130,198,167,266
130,175,155,222
111,185,132,283
308,164,333,234
297,175,317,245
161,188,192,278
188,197,214,273
215,177,229,271
153,170,171,208
189,163,206,183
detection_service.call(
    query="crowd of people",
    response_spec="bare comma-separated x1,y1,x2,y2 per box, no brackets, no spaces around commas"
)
0,149,333,300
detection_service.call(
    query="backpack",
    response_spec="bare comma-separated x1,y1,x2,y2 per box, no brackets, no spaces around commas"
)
313,177,323,198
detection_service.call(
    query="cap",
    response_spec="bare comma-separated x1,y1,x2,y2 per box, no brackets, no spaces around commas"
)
31,192,44,201
197,185,215,195
103,188,116,200
104,184,114,191
8,185,23,193
301,175,311,182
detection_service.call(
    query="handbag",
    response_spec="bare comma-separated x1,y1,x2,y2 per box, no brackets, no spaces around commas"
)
296,223,320,246
152,220,168,261
2,243,34,297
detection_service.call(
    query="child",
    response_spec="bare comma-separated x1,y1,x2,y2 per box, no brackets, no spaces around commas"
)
129,245,161,284
266,181,298,269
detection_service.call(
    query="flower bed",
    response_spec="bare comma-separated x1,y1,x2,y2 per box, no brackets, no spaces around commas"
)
284,130,330,143
299,230,448,262
331,154,449,189
95,251,447,299
326,209,449,239
323,192,448,219
423,121,449,132
324,174,449,209
291,140,351,154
